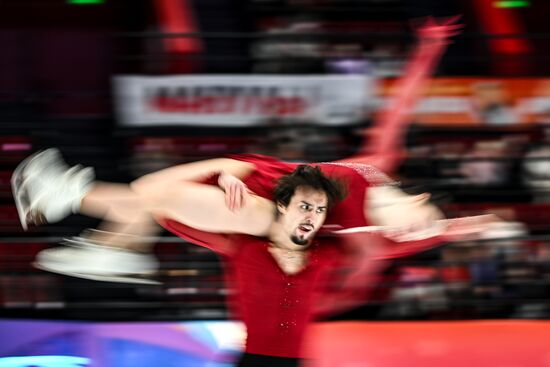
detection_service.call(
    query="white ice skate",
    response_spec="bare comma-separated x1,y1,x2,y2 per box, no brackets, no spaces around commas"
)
11,148,94,230
34,237,160,285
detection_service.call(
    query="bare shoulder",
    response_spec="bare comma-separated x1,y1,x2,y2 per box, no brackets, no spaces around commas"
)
233,193,274,236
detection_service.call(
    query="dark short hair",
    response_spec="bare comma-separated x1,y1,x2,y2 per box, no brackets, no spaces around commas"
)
273,165,348,212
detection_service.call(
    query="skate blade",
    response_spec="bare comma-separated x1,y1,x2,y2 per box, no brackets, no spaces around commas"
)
33,262,161,285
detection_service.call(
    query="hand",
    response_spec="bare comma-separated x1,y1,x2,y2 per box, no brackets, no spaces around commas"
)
373,214,504,242
218,171,249,212
414,16,464,46
440,214,505,241
378,220,446,242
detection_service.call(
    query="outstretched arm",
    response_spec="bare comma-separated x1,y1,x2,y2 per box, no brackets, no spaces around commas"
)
339,17,462,173
313,213,501,317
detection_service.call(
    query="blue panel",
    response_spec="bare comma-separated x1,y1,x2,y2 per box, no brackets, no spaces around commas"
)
104,339,208,367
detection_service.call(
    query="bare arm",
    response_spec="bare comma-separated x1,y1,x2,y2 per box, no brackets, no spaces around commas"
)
144,181,274,237
131,157,255,194
130,157,272,236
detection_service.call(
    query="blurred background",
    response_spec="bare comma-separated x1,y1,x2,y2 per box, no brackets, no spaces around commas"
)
4,0,550,366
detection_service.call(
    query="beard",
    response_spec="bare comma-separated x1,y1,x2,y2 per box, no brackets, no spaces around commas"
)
290,234,309,246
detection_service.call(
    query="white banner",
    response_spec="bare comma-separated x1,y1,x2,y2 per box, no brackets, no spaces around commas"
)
113,75,373,126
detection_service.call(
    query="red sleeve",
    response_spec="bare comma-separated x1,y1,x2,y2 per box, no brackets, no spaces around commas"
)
157,217,237,257
226,154,297,201
199,154,291,189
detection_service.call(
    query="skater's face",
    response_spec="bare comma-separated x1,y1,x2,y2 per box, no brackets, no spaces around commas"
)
277,186,328,247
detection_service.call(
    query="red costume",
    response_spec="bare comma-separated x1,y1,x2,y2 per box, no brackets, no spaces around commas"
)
158,220,341,358
160,19,461,360
226,154,393,229
158,154,446,358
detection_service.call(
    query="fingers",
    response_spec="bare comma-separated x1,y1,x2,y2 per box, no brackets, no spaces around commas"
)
229,181,236,211
225,180,248,212
218,172,249,212
380,221,446,242
224,182,232,210
236,183,249,211
235,181,247,211
230,182,238,211
440,215,504,240
420,25,463,38
380,213,503,243
413,15,465,41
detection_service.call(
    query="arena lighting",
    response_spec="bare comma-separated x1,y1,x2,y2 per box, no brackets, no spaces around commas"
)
494,0,530,8
67,0,104,4
0,356,90,367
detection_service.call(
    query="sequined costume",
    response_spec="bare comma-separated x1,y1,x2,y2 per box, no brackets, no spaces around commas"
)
158,220,341,358
157,154,445,360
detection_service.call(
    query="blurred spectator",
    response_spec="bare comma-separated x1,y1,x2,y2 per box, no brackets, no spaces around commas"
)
388,265,447,319
535,242,550,281
325,43,371,74
368,43,405,77
128,137,183,177
250,125,309,161
252,17,326,74
523,125,550,202
470,81,519,125
433,142,467,184
459,140,511,186
439,246,472,317
249,118,347,162
501,242,547,318
468,245,500,295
